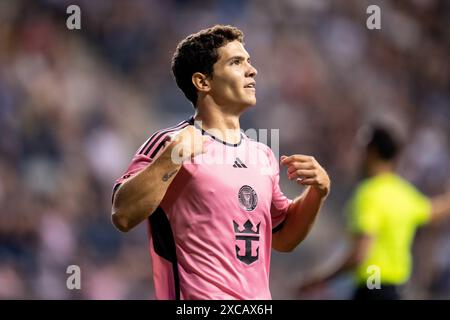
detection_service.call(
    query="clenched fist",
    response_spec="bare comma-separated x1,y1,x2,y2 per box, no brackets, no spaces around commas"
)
168,125,210,163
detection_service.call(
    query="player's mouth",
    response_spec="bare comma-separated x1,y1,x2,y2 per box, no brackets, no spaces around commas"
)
244,82,256,91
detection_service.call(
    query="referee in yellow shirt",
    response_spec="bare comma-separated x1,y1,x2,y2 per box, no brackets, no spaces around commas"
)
298,125,450,299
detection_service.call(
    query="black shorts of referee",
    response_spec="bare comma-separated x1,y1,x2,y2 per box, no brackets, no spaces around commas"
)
353,284,400,300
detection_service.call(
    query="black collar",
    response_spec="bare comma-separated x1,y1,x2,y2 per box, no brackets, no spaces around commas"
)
188,116,243,147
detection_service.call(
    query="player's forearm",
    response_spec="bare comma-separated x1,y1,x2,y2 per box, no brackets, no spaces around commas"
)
319,234,372,281
312,253,359,286
274,186,325,252
112,143,182,232
430,190,450,223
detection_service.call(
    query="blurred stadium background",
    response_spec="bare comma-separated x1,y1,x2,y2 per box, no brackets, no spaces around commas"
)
0,0,449,299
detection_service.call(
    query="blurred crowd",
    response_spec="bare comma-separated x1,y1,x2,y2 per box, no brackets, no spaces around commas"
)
0,0,449,299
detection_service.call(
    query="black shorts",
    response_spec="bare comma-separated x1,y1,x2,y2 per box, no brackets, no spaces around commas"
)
353,284,401,300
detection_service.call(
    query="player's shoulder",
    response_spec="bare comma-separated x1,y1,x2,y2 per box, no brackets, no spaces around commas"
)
136,116,192,157
243,133,271,151
354,173,397,201
355,176,380,196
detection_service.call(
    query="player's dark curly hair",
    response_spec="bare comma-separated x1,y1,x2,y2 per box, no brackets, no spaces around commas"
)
171,25,244,108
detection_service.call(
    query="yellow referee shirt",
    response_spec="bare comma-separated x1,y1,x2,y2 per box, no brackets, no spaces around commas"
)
347,172,431,285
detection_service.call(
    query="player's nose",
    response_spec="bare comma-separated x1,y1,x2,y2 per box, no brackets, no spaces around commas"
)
246,62,257,78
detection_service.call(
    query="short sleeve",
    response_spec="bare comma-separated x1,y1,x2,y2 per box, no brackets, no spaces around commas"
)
267,148,292,232
112,153,153,202
347,185,381,235
410,187,432,226
111,125,180,202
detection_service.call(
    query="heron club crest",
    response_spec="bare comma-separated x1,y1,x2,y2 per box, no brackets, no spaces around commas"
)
238,185,258,211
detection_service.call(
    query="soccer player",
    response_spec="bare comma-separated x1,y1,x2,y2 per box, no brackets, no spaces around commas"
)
111,25,330,300
297,125,450,300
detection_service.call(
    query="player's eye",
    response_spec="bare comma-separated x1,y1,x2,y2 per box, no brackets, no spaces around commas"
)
232,59,241,65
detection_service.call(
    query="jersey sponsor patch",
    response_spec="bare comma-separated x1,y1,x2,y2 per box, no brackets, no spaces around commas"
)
233,219,260,265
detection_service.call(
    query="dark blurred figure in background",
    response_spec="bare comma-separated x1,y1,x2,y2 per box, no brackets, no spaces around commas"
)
297,124,450,300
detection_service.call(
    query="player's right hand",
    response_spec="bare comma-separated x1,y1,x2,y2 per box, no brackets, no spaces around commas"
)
168,125,209,163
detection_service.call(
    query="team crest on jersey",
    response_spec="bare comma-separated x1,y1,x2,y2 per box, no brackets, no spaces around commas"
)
238,185,258,211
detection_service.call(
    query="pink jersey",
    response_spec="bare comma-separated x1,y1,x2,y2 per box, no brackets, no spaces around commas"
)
113,117,292,300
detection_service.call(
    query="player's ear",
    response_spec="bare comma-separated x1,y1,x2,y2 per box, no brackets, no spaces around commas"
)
192,72,211,93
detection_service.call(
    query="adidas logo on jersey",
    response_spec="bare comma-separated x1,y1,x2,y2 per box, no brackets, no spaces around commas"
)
233,157,247,168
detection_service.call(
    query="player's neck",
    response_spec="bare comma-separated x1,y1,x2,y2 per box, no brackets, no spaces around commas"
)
369,161,394,177
194,106,242,144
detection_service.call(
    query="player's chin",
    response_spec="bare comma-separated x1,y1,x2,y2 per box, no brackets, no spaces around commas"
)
238,94,256,108
246,96,257,106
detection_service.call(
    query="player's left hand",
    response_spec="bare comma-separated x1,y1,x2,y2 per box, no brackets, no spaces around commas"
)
281,155,330,198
